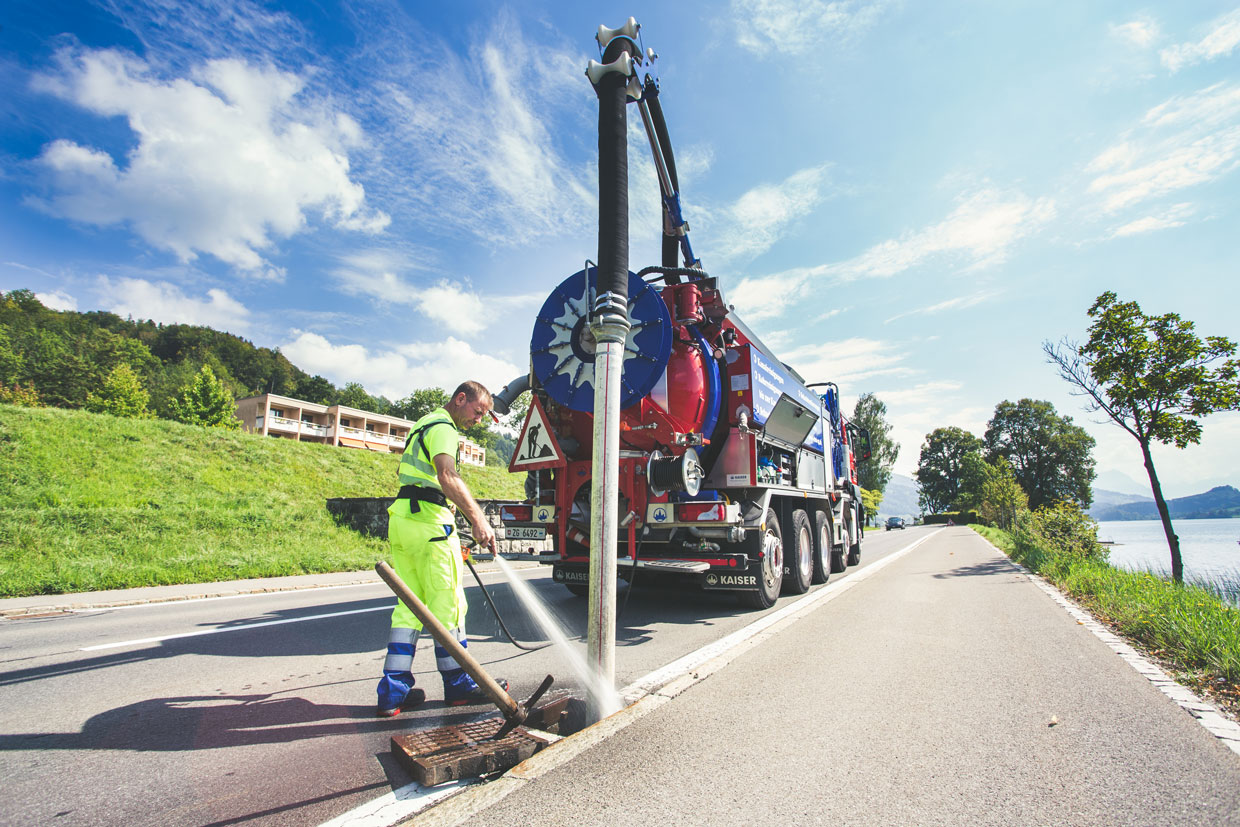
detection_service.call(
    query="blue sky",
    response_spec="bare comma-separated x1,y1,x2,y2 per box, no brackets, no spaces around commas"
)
2,0,1238,498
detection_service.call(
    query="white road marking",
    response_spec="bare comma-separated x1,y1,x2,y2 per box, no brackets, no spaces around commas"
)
318,531,937,827
79,606,391,651
67,581,381,613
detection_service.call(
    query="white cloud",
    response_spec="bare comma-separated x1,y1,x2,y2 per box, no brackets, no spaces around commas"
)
780,337,914,386
708,165,832,263
330,249,542,336
1108,203,1195,237
31,48,388,274
282,330,522,400
1160,8,1240,72
358,13,594,246
1110,18,1161,48
861,380,992,477
35,289,78,311
731,186,1053,321
1086,82,1240,212
883,290,998,324
733,0,889,56
98,277,251,332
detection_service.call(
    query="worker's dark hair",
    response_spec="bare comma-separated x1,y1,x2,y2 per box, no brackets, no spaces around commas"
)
452,380,491,403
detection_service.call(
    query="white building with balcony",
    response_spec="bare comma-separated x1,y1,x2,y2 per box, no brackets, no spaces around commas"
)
234,393,486,465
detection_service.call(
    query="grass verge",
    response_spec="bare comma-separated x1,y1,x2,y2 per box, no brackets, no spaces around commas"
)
0,404,525,596
973,523,1240,717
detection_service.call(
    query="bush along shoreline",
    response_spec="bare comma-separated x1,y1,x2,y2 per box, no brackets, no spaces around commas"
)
973,503,1240,718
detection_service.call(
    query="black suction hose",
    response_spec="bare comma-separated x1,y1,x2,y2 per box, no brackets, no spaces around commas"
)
595,36,634,302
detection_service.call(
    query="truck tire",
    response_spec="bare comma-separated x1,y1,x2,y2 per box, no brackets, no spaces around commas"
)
564,583,589,598
846,509,863,566
742,508,783,610
782,509,813,595
811,510,831,584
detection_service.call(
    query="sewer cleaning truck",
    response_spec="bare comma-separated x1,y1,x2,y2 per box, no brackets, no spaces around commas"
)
494,19,871,610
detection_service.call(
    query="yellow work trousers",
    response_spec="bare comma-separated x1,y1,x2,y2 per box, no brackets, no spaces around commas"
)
388,512,468,632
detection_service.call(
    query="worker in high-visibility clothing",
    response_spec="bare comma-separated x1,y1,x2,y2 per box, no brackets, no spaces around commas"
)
376,380,508,716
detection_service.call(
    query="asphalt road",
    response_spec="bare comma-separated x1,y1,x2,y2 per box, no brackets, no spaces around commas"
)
0,526,915,827
458,527,1240,827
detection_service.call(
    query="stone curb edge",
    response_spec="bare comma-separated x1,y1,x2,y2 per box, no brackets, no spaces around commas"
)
979,537,1240,758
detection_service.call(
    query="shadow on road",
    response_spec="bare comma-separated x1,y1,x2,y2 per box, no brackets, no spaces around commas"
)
0,685,491,752
931,557,1024,580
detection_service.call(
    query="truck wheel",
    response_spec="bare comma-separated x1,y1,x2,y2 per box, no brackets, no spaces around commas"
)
811,510,831,585
846,514,862,566
782,509,813,595
742,509,782,610
830,535,847,573
565,583,588,598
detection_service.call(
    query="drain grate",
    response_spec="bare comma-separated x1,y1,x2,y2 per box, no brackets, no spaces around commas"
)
391,719,552,786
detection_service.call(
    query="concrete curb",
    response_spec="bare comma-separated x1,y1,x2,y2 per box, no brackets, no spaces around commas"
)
978,537,1240,758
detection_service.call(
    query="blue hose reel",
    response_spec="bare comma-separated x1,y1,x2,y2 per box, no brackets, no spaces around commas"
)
530,267,672,412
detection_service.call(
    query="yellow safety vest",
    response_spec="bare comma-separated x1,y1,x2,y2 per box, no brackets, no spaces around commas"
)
395,409,457,523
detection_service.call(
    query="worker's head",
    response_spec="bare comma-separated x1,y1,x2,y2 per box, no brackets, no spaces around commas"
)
446,380,494,428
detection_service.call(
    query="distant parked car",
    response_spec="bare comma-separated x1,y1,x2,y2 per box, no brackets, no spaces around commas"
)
885,517,906,531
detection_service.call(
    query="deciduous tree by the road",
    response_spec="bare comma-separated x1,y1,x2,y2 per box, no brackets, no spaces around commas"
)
915,426,982,514
1044,291,1240,582
983,398,1095,510
852,392,899,497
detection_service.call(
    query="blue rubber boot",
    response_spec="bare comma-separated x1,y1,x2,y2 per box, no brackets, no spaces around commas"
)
376,628,425,717
438,630,508,706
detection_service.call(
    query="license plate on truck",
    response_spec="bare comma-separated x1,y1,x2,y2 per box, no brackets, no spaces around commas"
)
505,526,547,540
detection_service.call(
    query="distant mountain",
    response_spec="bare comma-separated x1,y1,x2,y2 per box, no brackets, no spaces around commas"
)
1094,469,1150,497
1093,485,1240,521
876,474,920,521
1088,488,1151,520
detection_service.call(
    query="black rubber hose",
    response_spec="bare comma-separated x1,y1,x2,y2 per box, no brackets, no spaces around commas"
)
464,556,550,652
647,92,683,271
594,37,635,302
636,265,709,283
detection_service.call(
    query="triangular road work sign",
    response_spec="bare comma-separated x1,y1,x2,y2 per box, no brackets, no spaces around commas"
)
508,395,567,472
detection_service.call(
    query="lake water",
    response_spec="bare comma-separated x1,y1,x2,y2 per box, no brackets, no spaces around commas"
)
1097,518,1240,582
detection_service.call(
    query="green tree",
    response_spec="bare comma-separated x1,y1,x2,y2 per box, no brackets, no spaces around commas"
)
851,393,899,496
915,426,983,514
391,387,450,421
85,364,150,418
983,399,1096,510
978,457,1028,530
955,451,993,512
0,327,23,385
168,365,240,429
1044,291,1240,582
337,381,378,412
859,487,883,526
294,374,336,405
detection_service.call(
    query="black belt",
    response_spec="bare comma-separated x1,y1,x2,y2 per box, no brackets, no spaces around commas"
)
396,485,449,508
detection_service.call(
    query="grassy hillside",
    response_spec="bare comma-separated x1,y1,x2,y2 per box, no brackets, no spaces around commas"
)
0,404,525,597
